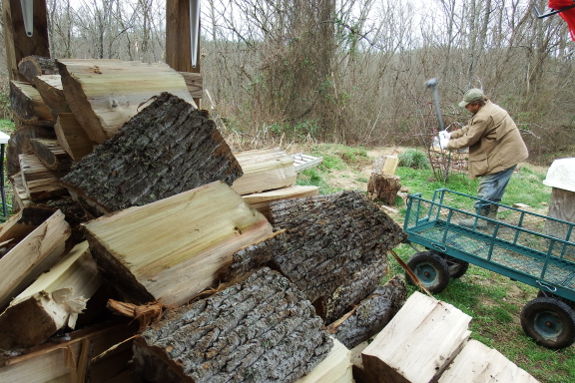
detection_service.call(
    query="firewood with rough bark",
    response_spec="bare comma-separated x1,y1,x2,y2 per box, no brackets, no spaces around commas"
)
19,153,69,202
0,210,71,311
9,81,54,126
226,191,407,324
62,92,242,217
327,275,407,349
0,241,102,349
18,55,59,84
242,185,320,219
30,138,73,171
6,124,56,176
57,59,197,143
54,113,96,162
83,181,273,306
132,267,333,383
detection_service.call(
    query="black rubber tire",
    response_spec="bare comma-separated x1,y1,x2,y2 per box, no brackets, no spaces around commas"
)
537,290,575,310
443,255,470,279
406,251,450,294
520,297,575,350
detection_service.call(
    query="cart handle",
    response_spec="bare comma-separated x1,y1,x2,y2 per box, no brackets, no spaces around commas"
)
536,280,557,292
431,243,447,252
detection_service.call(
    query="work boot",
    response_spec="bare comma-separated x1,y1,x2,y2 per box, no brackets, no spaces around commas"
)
459,206,490,229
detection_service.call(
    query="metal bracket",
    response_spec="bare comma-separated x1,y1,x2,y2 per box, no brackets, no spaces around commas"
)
536,280,557,292
20,0,34,37
533,2,575,19
189,0,200,68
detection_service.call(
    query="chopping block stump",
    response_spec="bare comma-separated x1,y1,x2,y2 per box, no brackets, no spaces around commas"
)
367,174,401,205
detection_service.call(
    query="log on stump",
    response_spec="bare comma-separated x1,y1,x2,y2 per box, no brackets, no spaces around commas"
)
372,155,399,176
54,113,96,162
366,174,401,205
18,55,59,83
83,181,273,306
30,138,73,171
57,59,197,143
242,185,320,219
232,148,297,195
0,241,102,349
362,292,472,383
0,320,139,383
0,210,71,311
9,81,54,125
132,267,333,383
61,92,243,217
328,275,407,349
19,153,69,202
33,75,69,119
228,191,407,324
6,124,56,175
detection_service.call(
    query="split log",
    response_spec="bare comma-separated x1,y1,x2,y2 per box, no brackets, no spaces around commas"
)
328,275,407,349
30,138,73,171
57,59,197,143
0,320,139,383
18,55,59,83
6,124,56,175
179,71,204,99
366,174,401,205
54,113,96,162
0,241,102,349
9,81,54,125
0,204,55,248
362,292,472,383
33,74,69,119
132,267,333,383
83,181,273,306
10,172,30,212
295,338,353,383
19,153,69,202
228,191,407,324
0,210,71,310
242,185,320,219
61,92,243,217
372,155,398,176
232,147,297,195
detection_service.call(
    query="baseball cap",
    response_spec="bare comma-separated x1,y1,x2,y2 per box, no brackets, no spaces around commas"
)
459,88,484,107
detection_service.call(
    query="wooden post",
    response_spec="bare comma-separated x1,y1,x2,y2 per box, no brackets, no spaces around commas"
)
166,0,202,106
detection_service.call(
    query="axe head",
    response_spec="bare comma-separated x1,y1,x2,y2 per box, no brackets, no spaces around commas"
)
426,78,438,88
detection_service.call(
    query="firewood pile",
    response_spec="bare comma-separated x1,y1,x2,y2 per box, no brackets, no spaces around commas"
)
0,57,409,382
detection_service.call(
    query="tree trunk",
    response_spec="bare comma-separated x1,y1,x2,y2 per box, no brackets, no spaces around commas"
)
367,174,401,205
132,267,333,383
61,92,243,216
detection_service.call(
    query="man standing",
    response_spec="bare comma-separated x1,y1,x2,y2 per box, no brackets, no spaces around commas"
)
438,88,528,227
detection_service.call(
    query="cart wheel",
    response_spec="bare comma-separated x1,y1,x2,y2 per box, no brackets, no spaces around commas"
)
536,290,575,310
520,297,575,350
406,251,450,294
442,255,469,279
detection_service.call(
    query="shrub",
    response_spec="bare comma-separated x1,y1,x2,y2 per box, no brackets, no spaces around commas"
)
398,149,430,170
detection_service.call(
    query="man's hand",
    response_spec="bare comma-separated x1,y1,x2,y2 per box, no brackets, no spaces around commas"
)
438,130,450,149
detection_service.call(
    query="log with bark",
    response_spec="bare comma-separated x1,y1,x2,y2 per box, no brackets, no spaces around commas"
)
0,241,102,349
19,153,69,202
61,92,243,217
9,81,54,125
54,113,96,162
83,181,273,306
232,148,297,195
241,185,320,219
17,55,59,84
56,59,197,143
132,267,333,383
0,210,71,310
327,275,407,349
6,124,56,175
30,138,73,171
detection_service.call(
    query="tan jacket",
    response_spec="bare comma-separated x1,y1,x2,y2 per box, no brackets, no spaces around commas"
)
447,100,528,179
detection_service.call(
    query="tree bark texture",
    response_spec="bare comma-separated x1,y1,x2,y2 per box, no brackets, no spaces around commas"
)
328,275,407,349
61,92,242,216
6,124,56,175
366,174,401,205
9,81,54,126
132,267,333,383
227,191,407,324
18,56,59,84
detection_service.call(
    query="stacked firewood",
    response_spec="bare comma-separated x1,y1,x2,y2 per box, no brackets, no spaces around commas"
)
0,57,408,382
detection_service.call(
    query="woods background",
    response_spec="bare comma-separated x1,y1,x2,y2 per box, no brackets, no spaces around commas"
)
1,0,574,165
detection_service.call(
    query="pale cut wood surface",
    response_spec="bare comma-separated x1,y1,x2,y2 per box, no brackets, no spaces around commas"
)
54,113,96,161
33,74,69,118
438,339,539,383
10,172,31,212
178,72,203,98
57,59,197,143
0,241,102,349
372,155,399,176
295,338,353,383
242,185,319,219
362,292,472,383
19,153,69,201
9,81,54,124
0,210,71,310
232,147,297,195
83,181,273,306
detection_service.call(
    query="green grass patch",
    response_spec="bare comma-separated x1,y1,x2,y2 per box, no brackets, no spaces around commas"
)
0,119,14,133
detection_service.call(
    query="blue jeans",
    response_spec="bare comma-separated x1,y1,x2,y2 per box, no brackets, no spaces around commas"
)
474,165,517,213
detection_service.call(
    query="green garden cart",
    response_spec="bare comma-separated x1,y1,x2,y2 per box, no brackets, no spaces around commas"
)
403,188,575,349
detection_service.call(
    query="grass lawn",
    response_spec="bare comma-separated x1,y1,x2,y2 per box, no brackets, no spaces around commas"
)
295,143,575,383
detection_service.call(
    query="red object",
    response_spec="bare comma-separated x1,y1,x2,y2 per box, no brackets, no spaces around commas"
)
549,0,575,40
